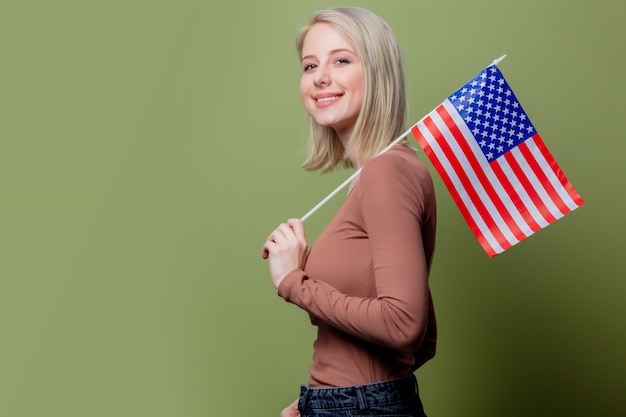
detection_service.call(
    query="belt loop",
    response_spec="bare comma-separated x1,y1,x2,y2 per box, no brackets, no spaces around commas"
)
299,385,311,415
409,373,416,394
355,385,367,410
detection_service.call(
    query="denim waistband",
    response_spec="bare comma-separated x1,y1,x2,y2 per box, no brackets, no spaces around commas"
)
299,374,418,410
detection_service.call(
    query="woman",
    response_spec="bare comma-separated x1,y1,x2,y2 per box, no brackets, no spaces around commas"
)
262,7,437,417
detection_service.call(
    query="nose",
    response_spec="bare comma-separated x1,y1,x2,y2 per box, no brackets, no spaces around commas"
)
314,66,331,87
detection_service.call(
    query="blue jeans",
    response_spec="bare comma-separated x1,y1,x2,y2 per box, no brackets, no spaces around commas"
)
297,374,427,417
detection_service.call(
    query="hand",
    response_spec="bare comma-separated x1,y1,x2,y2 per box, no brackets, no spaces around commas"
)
280,398,300,417
261,219,308,288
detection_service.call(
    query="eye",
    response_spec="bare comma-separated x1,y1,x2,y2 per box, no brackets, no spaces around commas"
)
335,58,350,64
303,63,317,72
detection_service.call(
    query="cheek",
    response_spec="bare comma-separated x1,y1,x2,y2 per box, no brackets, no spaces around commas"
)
352,72,364,98
299,78,308,102
299,80,315,115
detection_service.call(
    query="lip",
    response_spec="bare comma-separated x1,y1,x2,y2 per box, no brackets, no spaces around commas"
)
313,92,344,107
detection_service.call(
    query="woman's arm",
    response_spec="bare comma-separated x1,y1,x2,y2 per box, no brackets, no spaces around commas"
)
278,153,434,352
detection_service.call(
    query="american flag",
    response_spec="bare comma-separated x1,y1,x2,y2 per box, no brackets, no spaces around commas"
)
411,64,584,256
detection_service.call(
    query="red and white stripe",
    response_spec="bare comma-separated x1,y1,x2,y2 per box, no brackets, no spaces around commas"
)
411,100,584,257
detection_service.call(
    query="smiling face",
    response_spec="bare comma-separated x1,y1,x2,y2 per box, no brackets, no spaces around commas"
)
299,23,364,146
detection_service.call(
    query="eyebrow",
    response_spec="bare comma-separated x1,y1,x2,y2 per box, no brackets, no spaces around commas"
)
301,48,357,62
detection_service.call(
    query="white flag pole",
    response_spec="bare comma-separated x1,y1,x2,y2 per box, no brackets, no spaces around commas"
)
492,54,507,66
300,54,506,222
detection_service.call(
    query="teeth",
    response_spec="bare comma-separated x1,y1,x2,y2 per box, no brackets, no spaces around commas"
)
317,96,339,102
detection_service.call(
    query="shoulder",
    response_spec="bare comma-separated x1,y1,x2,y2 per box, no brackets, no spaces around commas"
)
354,144,436,226
359,145,433,193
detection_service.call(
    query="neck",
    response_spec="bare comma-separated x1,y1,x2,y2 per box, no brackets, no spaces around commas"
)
337,129,359,170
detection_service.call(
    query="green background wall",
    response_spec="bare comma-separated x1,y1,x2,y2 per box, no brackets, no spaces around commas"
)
1,1,624,416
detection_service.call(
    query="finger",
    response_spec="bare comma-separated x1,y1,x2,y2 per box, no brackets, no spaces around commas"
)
262,230,280,259
267,226,288,246
262,230,284,257
276,222,296,238
261,224,288,259
262,222,298,260
287,218,305,236
287,218,307,247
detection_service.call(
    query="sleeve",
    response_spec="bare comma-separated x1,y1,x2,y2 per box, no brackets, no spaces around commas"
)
278,154,432,353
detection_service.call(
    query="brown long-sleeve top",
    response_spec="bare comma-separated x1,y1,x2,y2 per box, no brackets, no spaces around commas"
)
278,144,437,388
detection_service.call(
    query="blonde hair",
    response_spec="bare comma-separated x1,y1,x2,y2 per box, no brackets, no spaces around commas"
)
296,7,407,172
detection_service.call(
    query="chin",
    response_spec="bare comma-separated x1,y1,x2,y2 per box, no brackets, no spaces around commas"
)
313,117,344,129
